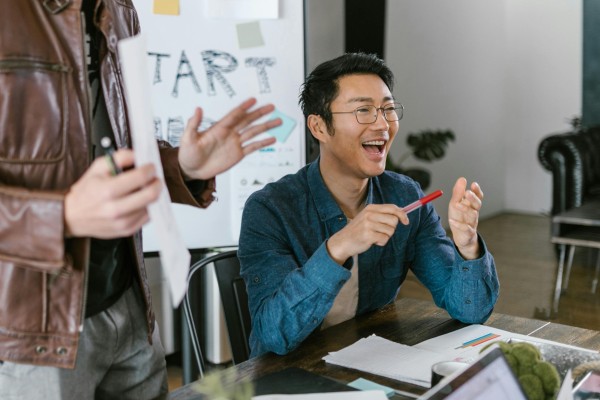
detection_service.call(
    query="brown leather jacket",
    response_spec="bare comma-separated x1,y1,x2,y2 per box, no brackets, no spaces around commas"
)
0,0,214,368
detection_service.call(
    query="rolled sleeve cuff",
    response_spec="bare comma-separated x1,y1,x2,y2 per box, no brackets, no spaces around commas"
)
302,242,351,294
454,234,495,277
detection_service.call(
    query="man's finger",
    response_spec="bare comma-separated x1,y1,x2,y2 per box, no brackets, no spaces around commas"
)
234,103,277,133
471,181,484,201
451,177,467,203
218,98,259,129
240,118,282,143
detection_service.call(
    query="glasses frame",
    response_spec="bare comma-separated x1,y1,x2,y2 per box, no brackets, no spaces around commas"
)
330,102,404,125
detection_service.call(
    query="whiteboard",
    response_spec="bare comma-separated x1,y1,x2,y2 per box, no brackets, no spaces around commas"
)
134,0,306,252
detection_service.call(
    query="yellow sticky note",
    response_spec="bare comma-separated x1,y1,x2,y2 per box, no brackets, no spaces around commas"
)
153,0,179,16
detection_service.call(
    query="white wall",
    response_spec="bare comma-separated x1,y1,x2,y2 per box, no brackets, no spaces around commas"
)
503,0,582,213
384,0,582,223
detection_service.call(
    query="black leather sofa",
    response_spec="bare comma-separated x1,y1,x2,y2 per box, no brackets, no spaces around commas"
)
538,126,600,216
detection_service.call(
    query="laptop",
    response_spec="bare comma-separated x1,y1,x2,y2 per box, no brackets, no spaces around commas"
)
419,346,528,400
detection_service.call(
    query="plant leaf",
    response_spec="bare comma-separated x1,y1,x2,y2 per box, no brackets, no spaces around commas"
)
406,129,455,162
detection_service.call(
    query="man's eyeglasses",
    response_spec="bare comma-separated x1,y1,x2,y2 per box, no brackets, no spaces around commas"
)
331,103,404,124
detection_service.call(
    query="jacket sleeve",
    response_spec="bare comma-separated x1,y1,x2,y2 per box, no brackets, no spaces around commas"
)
0,185,66,272
159,145,215,208
238,196,349,357
409,204,499,324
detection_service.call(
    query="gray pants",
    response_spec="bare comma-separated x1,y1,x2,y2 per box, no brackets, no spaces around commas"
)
0,285,168,400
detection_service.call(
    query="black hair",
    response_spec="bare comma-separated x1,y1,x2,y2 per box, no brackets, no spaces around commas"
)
299,52,395,133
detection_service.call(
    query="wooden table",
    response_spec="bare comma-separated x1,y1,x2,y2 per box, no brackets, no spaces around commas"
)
551,201,600,313
168,298,600,400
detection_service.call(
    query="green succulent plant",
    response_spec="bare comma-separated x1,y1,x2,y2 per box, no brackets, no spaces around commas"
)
481,341,560,400
193,368,254,400
386,129,455,191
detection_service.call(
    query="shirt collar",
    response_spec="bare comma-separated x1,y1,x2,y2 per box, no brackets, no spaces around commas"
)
307,157,375,222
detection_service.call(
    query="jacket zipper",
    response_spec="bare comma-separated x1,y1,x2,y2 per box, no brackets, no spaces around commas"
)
0,59,70,73
78,11,93,332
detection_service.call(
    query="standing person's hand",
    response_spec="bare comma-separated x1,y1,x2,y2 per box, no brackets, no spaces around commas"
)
178,98,281,180
64,149,162,238
448,177,483,260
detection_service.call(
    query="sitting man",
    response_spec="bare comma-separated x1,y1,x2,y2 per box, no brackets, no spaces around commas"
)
238,52,499,357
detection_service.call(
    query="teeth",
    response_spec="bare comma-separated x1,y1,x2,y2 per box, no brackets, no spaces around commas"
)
363,140,385,146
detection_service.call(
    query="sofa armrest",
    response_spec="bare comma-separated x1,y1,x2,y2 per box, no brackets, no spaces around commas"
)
538,132,586,215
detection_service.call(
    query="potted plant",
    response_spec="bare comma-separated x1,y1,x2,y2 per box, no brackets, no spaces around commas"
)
386,129,455,191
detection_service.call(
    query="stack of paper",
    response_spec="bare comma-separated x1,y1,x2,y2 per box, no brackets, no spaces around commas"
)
323,335,446,387
254,392,388,400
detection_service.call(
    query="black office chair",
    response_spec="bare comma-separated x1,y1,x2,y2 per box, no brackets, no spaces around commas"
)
182,250,251,379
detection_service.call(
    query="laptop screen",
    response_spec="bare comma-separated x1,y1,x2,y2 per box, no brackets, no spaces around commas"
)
420,347,528,400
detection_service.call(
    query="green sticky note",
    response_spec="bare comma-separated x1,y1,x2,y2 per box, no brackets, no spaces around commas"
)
348,378,394,398
267,109,296,143
236,21,264,49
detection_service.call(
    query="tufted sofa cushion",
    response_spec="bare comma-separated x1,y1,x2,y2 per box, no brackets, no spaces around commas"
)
538,127,600,216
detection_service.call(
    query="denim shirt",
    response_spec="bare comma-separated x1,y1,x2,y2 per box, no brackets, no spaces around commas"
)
238,159,499,357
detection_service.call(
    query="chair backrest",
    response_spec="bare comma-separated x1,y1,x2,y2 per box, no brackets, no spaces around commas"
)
182,250,250,378
211,251,251,365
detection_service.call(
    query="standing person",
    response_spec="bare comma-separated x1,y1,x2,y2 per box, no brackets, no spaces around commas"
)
0,1,280,399
238,52,499,357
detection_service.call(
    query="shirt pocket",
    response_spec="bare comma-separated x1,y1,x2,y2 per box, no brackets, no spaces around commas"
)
0,58,70,163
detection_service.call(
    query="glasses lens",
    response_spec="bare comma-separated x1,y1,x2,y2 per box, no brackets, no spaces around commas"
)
383,103,403,122
355,106,376,124
352,103,404,124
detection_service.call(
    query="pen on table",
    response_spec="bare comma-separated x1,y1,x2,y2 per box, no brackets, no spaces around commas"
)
100,136,122,175
454,333,500,349
393,388,420,399
402,189,444,214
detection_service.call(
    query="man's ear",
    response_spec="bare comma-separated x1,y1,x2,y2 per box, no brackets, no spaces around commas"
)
307,114,329,143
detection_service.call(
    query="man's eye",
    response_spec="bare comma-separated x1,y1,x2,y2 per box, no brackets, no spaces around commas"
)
383,105,397,112
356,107,372,114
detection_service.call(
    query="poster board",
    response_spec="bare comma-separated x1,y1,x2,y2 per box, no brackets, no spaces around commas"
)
134,0,306,251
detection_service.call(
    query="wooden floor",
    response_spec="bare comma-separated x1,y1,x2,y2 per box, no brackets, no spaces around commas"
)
168,212,600,390
398,212,600,331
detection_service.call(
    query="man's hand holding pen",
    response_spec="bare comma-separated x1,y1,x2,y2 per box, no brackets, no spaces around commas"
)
64,148,162,239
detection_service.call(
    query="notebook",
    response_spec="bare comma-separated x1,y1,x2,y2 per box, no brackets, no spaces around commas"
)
253,367,358,395
419,346,528,400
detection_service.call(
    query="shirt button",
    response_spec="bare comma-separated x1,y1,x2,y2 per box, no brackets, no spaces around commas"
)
253,276,260,283
56,347,68,356
465,299,472,304
462,267,469,272
312,318,318,324
35,346,47,354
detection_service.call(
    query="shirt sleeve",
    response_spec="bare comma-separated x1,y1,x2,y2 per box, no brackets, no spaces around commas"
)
238,196,350,356
409,204,499,324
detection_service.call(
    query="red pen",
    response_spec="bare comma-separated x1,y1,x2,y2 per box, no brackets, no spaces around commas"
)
402,189,443,214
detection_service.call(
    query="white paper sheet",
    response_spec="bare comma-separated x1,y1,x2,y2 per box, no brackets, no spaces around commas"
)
253,391,388,400
118,33,190,307
323,335,446,388
557,370,574,400
414,324,597,364
205,0,279,19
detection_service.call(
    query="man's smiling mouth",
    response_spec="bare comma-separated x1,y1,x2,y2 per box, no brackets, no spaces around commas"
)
362,139,386,154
